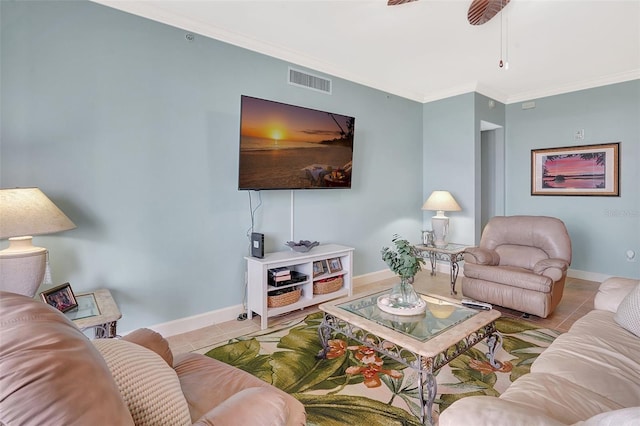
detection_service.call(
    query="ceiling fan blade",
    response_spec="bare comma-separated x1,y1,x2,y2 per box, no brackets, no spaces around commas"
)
388,0,419,5
468,0,510,25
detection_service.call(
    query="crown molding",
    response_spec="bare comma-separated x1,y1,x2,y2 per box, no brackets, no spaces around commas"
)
91,1,640,106
505,69,640,104
92,0,427,102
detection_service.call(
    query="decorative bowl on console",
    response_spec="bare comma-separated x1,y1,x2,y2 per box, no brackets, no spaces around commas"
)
285,240,319,253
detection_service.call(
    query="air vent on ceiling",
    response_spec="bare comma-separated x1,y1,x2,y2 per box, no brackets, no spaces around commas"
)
288,67,332,94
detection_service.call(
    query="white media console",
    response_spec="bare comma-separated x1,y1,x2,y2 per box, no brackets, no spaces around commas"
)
245,244,354,329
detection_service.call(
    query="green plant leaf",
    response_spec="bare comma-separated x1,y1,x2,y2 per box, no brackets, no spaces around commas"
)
295,393,422,426
381,235,424,278
271,350,349,393
495,317,541,334
204,339,273,382
266,313,360,393
439,390,488,414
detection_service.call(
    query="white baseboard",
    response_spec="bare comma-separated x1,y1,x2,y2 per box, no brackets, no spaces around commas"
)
567,269,611,283
142,271,401,337
138,265,610,337
135,303,244,338
353,269,395,287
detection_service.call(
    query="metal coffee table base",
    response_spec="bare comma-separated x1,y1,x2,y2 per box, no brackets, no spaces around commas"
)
317,314,503,425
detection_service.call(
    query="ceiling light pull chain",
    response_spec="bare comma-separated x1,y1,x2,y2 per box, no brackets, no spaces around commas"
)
504,1,509,70
499,20,504,68
499,0,509,69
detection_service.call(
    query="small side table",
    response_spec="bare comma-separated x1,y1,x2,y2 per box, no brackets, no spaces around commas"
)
414,243,469,295
65,288,121,338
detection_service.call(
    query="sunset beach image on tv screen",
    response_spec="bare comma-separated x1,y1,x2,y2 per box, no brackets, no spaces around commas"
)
238,96,355,190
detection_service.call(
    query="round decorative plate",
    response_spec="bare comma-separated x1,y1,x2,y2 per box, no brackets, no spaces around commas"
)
377,295,427,316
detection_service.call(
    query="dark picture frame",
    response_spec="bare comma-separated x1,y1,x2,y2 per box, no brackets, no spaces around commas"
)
531,142,620,196
40,282,78,313
313,260,327,278
327,257,343,274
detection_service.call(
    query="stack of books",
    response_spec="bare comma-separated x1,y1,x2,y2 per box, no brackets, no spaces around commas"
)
268,267,291,283
268,268,308,287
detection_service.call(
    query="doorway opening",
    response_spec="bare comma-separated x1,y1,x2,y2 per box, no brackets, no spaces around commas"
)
480,120,505,241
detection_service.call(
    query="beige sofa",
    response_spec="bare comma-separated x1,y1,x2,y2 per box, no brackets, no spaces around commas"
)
0,291,306,426
439,277,640,426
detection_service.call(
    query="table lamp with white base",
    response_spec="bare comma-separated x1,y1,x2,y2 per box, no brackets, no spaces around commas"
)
422,190,461,248
0,188,76,297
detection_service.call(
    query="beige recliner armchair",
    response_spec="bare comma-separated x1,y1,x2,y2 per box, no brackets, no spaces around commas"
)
461,216,572,318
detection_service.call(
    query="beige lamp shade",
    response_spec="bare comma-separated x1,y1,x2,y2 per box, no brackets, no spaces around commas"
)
0,188,76,297
421,191,462,213
0,188,76,239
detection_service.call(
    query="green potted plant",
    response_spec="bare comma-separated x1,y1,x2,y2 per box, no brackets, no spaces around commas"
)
379,235,427,314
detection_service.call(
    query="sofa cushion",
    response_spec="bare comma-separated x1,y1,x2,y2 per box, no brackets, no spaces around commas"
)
438,396,567,426
174,352,307,426
93,339,191,426
531,310,640,407
463,263,552,292
595,277,640,312
614,283,640,337
122,327,173,367
500,372,624,424
495,244,549,270
574,407,640,426
193,387,289,426
479,216,572,265
0,291,134,426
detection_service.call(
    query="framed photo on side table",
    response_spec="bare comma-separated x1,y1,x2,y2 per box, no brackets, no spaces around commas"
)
313,260,327,278
327,257,343,274
531,142,619,196
40,282,78,313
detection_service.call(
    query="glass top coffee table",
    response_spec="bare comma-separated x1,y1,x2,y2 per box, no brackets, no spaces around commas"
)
318,290,502,425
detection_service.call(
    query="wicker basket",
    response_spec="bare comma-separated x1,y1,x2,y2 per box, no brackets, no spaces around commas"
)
313,276,343,295
267,288,302,308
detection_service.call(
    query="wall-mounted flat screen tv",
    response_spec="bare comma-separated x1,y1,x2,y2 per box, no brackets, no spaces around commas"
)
238,95,355,190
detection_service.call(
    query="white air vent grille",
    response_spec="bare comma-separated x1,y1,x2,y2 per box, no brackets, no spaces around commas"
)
288,67,332,94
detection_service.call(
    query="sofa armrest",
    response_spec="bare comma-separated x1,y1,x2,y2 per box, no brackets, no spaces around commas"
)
174,353,306,426
438,396,567,426
193,387,289,426
533,258,569,282
121,328,173,366
572,407,640,426
594,277,640,313
464,247,499,265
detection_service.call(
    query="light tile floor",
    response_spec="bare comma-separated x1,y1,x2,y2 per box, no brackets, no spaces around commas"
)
166,271,599,356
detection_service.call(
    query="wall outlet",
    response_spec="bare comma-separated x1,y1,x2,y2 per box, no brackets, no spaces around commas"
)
626,250,636,262
574,129,585,140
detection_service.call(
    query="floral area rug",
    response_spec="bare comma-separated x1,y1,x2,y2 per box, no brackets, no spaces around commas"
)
205,312,559,425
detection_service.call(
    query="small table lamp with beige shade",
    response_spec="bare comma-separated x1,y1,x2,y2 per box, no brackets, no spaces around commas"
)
0,188,76,297
422,190,461,248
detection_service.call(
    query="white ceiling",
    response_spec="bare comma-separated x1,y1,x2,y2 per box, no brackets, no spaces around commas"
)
93,0,640,104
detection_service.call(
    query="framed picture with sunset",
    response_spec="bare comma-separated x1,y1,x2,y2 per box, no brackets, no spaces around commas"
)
531,142,619,196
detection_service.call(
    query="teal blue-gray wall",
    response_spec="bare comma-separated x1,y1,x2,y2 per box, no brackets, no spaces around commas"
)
505,81,640,277
2,1,638,331
422,84,639,279
422,93,476,244
1,1,423,330
422,93,508,245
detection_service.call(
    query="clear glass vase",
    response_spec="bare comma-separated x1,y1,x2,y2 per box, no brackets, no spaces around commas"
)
387,276,423,308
